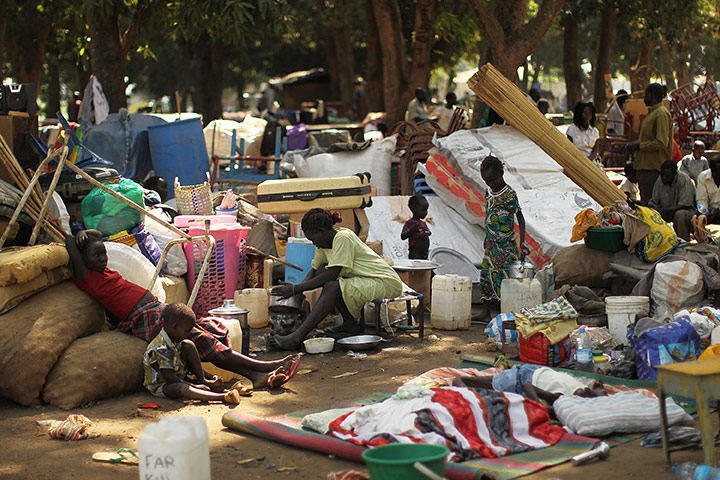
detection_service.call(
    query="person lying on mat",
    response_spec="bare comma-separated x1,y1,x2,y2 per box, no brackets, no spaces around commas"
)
453,364,607,406
65,229,300,389
144,303,249,404
268,209,403,350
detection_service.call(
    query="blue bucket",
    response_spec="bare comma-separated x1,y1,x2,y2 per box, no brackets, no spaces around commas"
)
147,117,209,198
285,238,315,284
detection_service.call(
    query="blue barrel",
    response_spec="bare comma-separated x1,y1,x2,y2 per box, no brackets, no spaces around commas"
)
147,117,209,199
285,238,316,284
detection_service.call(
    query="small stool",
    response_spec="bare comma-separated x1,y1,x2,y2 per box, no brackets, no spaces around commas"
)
360,293,425,338
657,358,720,468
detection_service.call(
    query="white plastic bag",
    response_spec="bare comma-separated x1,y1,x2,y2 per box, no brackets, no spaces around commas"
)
105,242,166,302
143,215,188,276
651,260,704,317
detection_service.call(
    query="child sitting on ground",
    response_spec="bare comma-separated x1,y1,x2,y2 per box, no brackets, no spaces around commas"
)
144,303,247,404
453,364,606,407
620,162,640,202
400,195,432,259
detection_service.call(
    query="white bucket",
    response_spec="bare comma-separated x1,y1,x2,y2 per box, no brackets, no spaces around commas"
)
138,416,210,480
605,296,650,345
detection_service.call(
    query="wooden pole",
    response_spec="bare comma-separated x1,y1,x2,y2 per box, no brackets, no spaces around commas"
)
246,246,302,271
29,148,69,244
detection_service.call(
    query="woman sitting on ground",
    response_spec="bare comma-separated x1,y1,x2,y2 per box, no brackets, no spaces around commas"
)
269,209,403,350
65,229,299,389
566,101,600,160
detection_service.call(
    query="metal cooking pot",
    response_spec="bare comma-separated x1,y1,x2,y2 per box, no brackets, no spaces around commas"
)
208,299,250,355
269,293,305,313
508,257,536,280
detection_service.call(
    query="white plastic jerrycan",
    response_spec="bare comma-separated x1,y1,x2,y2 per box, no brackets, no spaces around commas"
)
431,274,472,330
138,415,210,480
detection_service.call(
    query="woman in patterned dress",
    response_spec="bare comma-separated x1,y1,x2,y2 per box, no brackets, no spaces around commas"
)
479,155,526,318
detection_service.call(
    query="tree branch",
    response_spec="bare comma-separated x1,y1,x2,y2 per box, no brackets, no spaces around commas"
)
467,0,507,53
120,3,147,56
511,0,565,61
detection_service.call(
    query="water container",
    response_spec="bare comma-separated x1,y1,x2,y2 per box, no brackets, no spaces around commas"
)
234,288,269,328
211,316,243,349
605,296,650,345
500,278,543,313
285,237,316,284
138,416,210,480
430,274,472,330
147,118,209,199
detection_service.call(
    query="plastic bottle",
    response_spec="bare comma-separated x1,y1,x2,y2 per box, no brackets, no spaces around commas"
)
575,327,593,372
672,462,720,480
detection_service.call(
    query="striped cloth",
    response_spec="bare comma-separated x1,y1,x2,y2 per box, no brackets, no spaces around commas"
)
554,390,692,437
328,386,565,462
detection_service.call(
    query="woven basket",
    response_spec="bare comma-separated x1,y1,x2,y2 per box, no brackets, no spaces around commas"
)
175,174,213,215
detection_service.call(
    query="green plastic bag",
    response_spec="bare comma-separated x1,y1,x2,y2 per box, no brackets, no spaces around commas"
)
81,179,145,236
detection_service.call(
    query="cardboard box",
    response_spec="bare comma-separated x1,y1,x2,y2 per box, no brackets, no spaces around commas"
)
289,208,369,242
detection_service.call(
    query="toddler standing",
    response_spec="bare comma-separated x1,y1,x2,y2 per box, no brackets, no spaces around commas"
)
401,195,432,259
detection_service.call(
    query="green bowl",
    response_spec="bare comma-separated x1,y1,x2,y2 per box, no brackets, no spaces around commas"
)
362,443,448,480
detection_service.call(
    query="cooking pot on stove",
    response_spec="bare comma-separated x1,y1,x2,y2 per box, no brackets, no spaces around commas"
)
269,293,306,313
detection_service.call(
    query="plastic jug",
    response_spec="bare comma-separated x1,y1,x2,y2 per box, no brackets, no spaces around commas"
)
500,278,542,313
430,274,472,330
234,288,269,328
138,416,210,480
216,317,243,351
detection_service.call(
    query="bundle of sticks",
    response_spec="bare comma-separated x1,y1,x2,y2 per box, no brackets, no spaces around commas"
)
0,135,65,241
468,63,625,207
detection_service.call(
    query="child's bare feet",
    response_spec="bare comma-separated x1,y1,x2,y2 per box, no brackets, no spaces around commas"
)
223,389,242,405
249,366,289,389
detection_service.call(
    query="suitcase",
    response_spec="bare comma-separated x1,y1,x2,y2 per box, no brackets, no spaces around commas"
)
39,166,120,203
257,172,372,214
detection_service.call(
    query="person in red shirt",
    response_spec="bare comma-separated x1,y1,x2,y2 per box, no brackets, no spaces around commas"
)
65,229,299,389
401,195,432,259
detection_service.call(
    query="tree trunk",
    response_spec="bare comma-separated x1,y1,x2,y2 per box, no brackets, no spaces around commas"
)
371,0,409,127
408,0,435,93
331,25,355,115
191,43,225,125
364,0,384,111
76,64,91,96
592,2,617,111
520,61,529,92
659,44,677,91
630,37,655,93
563,14,582,111
325,32,341,100
87,8,127,113
45,62,60,118
4,19,51,88
675,51,691,87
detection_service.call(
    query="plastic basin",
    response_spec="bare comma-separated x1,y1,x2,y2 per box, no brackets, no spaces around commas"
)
362,443,448,480
584,226,625,252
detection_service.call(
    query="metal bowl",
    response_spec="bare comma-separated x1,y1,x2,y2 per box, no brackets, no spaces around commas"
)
269,293,305,313
336,335,383,351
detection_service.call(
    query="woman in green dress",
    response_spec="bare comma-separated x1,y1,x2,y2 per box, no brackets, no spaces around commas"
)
269,209,402,350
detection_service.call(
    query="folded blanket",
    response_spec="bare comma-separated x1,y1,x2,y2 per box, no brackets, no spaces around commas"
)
554,390,692,436
328,385,565,461
0,244,69,286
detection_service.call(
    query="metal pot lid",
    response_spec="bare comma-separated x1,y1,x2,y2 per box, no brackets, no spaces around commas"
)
208,299,249,316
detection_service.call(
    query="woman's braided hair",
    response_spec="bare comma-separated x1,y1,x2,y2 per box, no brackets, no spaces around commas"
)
301,208,342,233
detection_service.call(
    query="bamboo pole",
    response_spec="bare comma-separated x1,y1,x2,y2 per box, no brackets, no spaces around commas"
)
29,148,69,245
63,162,192,240
467,63,625,207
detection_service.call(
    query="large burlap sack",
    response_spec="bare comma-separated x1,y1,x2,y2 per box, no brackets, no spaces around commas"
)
0,266,71,315
42,330,147,409
552,245,613,289
0,281,106,406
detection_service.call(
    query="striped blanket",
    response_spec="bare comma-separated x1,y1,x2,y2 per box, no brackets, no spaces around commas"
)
328,386,565,462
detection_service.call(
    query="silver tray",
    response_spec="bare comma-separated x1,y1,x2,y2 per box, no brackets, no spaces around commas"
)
336,335,383,350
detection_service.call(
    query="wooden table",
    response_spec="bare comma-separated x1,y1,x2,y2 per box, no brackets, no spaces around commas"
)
657,358,720,468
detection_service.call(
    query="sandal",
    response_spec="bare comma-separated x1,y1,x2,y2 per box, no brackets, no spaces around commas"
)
266,369,289,389
224,389,242,405
286,354,302,379
264,333,299,351
92,448,139,465
230,381,253,396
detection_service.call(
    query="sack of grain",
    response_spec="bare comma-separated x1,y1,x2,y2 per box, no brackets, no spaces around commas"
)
0,281,105,406
43,330,147,409
552,245,613,289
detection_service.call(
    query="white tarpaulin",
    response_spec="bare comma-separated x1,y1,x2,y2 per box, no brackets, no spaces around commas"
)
425,125,599,266
364,195,484,264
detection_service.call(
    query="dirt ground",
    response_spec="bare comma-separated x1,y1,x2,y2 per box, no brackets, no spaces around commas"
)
0,322,713,480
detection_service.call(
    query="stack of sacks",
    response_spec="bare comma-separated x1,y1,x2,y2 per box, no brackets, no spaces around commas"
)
0,244,72,315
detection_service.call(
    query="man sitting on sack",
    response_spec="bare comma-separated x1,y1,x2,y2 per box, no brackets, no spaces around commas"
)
675,158,720,241
647,160,696,239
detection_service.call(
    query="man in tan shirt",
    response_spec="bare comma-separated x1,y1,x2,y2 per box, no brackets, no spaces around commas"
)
627,83,673,205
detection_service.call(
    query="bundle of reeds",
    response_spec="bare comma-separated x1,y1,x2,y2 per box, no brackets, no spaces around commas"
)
0,135,65,241
468,63,625,207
